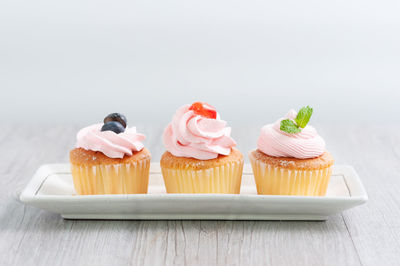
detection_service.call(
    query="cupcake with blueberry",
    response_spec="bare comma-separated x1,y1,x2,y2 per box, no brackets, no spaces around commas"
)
249,106,334,196
70,113,151,195
160,102,244,194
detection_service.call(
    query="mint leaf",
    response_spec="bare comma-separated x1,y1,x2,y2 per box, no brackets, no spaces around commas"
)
280,119,301,134
295,106,313,128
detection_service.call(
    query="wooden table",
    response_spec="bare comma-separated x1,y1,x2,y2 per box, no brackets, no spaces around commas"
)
1,124,399,266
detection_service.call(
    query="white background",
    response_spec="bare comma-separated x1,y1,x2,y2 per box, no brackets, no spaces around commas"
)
1,0,399,127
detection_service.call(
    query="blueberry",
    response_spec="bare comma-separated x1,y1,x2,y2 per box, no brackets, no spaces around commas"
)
101,121,125,134
104,113,127,128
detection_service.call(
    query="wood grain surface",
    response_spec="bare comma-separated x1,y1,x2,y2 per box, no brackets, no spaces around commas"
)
1,123,399,266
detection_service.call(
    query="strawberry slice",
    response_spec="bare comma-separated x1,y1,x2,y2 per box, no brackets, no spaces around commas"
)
189,102,217,119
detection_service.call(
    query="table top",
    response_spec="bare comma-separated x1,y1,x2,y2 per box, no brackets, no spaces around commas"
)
1,123,399,266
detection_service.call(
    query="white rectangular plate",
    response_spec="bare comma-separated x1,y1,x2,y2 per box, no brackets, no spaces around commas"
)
20,163,367,220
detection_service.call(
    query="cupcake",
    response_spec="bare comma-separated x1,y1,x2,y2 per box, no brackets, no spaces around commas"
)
160,102,244,194
70,113,151,195
249,106,334,196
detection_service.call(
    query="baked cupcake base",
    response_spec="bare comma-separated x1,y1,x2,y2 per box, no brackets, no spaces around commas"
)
249,150,334,196
160,148,244,194
70,148,151,195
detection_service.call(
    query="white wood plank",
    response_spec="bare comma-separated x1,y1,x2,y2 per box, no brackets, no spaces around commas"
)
0,124,398,265
320,124,400,266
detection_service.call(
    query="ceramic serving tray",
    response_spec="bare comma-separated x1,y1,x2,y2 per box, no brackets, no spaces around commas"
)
19,163,367,220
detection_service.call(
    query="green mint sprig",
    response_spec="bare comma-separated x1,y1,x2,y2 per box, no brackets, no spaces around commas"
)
280,106,313,134
280,119,301,134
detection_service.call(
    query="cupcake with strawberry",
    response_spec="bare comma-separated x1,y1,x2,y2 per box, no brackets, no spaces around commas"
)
161,102,244,194
70,113,151,195
249,106,334,196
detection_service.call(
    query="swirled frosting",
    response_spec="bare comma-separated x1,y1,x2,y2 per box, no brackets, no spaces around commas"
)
75,124,145,158
257,109,326,159
163,104,236,160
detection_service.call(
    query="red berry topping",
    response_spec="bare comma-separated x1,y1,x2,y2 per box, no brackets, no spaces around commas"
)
189,102,217,119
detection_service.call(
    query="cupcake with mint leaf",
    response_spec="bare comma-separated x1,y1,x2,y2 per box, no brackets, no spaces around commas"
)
249,106,334,196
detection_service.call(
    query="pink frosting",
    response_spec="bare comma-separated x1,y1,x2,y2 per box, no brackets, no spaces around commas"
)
75,124,145,158
163,105,236,160
257,109,326,159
